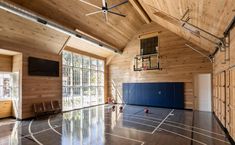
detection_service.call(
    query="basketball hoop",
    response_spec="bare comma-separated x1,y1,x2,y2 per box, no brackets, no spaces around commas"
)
133,53,162,71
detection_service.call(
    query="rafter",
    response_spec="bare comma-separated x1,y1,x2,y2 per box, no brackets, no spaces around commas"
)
129,0,151,24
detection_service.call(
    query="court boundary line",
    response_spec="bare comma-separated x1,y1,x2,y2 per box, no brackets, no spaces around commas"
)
17,114,206,145
0,121,206,145
0,105,228,145
48,116,62,135
28,119,43,145
114,112,226,137
120,115,230,144
159,128,207,145
105,132,145,145
48,114,146,145
105,116,208,145
152,109,174,134
105,123,152,134
2,118,206,145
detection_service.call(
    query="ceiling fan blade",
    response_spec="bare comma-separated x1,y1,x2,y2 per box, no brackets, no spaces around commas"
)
80,0,102,9
102,0,107,7
86,10,103,16
103,12,108,22
108,11,126,17
108,0,128,10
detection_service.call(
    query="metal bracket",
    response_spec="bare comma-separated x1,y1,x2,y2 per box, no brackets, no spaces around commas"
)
185,44,213,63
181,8,226,51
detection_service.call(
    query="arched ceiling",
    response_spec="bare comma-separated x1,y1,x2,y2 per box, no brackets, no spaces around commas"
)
137,0,235,53
7,0,145,50
1,0,234,55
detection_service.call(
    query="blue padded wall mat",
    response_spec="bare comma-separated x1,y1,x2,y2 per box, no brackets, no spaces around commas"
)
122,82,184,109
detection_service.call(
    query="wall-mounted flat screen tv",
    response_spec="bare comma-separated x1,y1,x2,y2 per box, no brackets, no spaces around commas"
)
28,57,59,77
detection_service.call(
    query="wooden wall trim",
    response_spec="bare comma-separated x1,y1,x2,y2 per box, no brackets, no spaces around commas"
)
129,0,151,24
64,46,106,61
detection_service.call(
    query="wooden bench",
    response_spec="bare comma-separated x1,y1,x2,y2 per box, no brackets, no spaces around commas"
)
33,100,61,118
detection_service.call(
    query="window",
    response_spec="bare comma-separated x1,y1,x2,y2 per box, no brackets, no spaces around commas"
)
0,73,12,99
140,36,158,55
62,51,105,111
0,73,19,99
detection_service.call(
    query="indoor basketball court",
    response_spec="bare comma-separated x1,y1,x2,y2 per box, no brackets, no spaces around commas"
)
0,0,235,145
0,105,231,145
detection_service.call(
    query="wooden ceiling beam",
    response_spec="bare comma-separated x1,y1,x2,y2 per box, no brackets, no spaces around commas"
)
129,0,151,24
64,46,106,60
153,11,181,26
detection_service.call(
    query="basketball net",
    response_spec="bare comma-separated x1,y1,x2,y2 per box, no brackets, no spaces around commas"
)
142,62,148,71
143,65,148,70
142,63,148,70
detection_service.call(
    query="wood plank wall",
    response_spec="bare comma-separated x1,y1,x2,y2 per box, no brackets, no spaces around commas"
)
108,22,212,109
0,54,12,72
213,28,235,140
0,40,62,119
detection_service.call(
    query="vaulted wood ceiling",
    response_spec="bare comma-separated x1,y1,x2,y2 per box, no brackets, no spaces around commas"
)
138,0,235,53
8,0,145,50
1,0,234,56
0,8,116,57
0,9,68,54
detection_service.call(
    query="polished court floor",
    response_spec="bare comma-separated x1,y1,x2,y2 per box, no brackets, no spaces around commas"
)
0,104,231,145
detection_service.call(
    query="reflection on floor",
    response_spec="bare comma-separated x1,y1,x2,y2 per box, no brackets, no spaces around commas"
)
0,104,231,145
0,118,15,127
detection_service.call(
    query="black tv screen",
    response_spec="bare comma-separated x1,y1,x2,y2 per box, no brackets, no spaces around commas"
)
28,57,59,77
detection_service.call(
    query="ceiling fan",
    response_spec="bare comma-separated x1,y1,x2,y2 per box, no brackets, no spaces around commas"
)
80,0,128,21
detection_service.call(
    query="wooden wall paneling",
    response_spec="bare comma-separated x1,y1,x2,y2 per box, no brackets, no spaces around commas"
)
229,29,235,65
226,70,230,131
219,73,222,124
221,71,226,126
0,54,12,72
231,108,235,138
213,29,235,140
0,100,12,118
108,22,212,109
214,75,218,116
212,76,216,113
230,68,235,138
0,40,62,119
213,67,235,140
217,74,220,119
